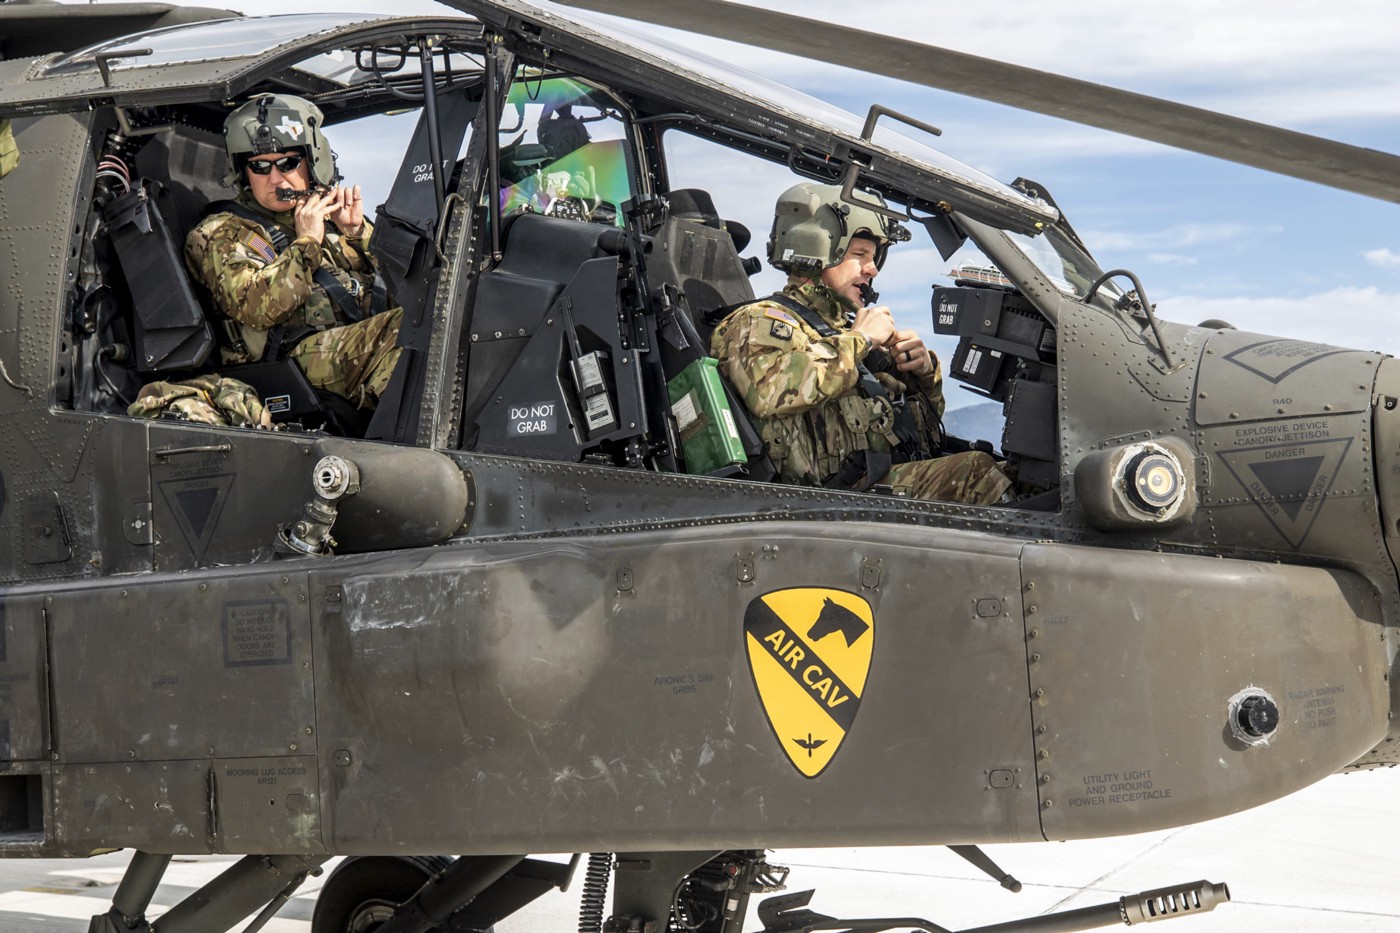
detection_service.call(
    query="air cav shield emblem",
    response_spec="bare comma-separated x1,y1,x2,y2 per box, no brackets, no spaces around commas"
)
744,588,874,778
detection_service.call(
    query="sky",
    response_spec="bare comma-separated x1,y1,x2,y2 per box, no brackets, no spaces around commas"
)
70,0,1400,407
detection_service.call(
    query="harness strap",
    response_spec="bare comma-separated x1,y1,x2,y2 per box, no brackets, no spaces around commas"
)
825,449,893,492
766,293,931,453
765,294,891,403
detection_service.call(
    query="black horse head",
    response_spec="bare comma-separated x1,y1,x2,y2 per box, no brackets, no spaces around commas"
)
807,598,869,647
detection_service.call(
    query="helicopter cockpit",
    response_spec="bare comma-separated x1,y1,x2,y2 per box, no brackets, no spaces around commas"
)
8,3,1084,515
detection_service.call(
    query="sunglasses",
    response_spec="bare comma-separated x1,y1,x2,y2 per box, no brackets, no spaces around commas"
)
245,154,304,176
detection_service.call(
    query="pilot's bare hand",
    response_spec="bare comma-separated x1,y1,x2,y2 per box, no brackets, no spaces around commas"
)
330,184,365,237
852,304,897,349
293,187,339,243
891,329,935,377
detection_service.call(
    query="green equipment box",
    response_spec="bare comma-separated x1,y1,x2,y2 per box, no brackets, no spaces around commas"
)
667,358,747,475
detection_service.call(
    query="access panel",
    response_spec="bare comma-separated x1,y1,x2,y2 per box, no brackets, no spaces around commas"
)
1023,542,1389,840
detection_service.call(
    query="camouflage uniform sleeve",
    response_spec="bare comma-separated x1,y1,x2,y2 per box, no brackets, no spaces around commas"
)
906,354,946,422
711,301,871,418
185,213,324,329
0,119,18,180
332,219,377,273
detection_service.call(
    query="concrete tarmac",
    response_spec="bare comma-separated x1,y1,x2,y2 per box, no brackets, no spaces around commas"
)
0,768,1394,931
495,766,1400,932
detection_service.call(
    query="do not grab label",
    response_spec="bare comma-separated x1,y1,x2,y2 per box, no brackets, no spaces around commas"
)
508,401,558,436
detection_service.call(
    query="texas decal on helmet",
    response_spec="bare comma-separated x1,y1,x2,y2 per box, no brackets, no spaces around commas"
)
743,587,875,778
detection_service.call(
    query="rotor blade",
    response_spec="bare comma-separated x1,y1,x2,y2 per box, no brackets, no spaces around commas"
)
550,0,1400,204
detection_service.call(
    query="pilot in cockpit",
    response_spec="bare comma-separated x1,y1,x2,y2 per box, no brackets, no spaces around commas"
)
185,94,402,411
710,182,1012,504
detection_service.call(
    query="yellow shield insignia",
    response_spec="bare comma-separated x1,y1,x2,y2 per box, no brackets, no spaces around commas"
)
743,588,875,778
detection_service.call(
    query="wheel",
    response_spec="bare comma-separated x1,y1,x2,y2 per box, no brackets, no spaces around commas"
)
312,855,454,933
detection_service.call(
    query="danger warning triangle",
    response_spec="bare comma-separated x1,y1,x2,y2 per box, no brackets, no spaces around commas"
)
157,474,236,562
1219,437,1352,549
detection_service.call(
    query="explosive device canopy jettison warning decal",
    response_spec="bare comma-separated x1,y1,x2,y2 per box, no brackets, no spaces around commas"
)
744,588,875,778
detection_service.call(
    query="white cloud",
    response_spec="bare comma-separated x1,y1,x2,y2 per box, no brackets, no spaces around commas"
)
1086,223,1279,253
1146,253,1199,268
716,0,1400,91
1364,248,1400,268
1158,286,1400,355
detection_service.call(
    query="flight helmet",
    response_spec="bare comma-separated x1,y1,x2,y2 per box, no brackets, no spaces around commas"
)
223,94,338,188
767,182,909,274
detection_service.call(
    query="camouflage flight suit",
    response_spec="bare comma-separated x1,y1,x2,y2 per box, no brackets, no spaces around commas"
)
184,192,401,408
0,119,18,179
128,374,275,429
711,278,1011,505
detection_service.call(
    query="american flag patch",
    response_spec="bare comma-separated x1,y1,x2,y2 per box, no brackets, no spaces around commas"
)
763,307,798,326
244,232,276,262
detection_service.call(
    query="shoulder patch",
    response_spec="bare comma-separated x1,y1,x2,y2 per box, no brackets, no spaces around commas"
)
763,307,799,327
244,231,276,263
770,319,794,340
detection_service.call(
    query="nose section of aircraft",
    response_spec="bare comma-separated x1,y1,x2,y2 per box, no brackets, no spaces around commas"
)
1367,356,1400,765
1369,357,1400,562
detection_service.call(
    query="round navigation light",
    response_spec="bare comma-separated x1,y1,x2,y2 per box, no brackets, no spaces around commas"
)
1125,450,1182,513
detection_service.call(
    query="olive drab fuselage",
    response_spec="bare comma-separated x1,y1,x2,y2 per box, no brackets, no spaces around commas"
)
0,5,1397,933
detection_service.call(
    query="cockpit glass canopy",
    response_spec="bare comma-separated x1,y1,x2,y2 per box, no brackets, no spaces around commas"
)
45,13,385,76
499,76,633,225
530,1,1055,225
1007,226,1124,302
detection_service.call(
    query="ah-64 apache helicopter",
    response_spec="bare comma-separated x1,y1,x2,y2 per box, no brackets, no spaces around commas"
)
0,0,1398,931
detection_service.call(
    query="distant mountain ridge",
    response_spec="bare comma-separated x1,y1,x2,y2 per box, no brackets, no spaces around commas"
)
942,401,1003,446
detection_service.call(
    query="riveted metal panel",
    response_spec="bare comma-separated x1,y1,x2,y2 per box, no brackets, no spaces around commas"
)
1196,329,1381,426
310,522,1040,854
147,424,314,571
86,419,155,576
0,112,109,586
211,755,319,854
46,572,313,764
0,594,48,764
1055,305,1202,519
1367,357,1400,766
53,759,210,854
1022,543,1388,840
1197,407,1378,557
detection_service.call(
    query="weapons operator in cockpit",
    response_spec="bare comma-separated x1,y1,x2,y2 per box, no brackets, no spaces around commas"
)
185,94,401,410
710,182,1011,504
